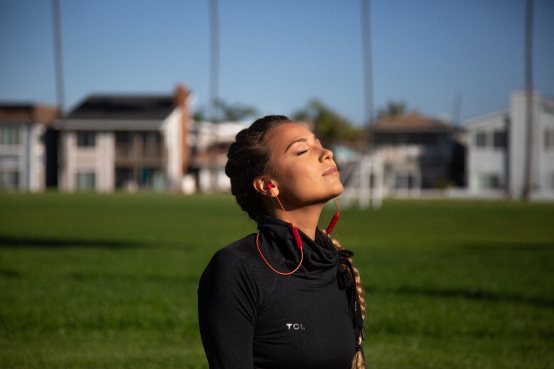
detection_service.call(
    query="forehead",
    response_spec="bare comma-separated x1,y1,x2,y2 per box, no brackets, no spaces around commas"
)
266,122,313,149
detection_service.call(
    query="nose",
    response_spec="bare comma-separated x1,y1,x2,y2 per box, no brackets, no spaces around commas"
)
320,146,333,162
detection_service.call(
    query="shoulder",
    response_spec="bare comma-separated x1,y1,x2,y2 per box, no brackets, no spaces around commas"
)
209,233,258,268
199,234,259,284
199,233,269,307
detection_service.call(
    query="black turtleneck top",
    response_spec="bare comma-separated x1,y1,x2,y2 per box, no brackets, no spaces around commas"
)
198,216,356,369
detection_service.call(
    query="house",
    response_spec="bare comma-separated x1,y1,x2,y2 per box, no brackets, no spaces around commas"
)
0,104,58,191
188,120,249,192
367,112,465,196
57,85,191,192
465,91,554,199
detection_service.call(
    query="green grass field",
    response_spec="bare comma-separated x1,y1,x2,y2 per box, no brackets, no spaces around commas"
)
0,193,553,369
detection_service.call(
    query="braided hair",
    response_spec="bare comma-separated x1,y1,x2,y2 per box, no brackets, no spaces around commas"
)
225,115,292,221
330,237,367,369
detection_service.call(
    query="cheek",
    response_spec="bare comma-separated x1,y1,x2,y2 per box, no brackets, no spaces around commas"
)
273,162,309,193
281,164,326,198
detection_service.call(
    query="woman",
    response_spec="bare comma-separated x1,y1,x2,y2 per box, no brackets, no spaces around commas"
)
198,115,366,369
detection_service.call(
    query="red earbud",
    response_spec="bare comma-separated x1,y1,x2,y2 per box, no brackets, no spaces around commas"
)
265,183,275,190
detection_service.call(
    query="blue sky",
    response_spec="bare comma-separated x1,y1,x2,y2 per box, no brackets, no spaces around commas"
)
1,0,553,126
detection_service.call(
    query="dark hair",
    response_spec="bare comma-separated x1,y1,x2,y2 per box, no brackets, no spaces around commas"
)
225,115,292,221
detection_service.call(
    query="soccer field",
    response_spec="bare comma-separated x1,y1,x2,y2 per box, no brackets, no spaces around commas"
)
0,193,553,368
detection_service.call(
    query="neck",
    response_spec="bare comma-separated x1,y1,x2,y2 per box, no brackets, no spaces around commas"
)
271,203,324,240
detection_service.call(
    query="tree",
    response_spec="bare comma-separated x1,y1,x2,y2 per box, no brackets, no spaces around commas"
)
193,99,258,122
292,99,361,145
376,101,407,120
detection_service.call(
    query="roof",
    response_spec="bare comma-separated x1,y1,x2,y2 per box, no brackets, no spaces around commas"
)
0,103,58,124
370,112,455,133
191,121,249,150
66,95,176,120
464,110,508,130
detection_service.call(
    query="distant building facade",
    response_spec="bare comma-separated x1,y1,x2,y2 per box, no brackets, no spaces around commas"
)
466,91,554,199
57,85,191,192
0,104,58,191
368,112,465,196
188,121,248,192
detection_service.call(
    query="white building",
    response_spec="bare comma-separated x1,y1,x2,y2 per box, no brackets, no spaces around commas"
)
188,121,249,192
367,112,465,196
466,91,554,199
0,104,58,191
57,85,191,192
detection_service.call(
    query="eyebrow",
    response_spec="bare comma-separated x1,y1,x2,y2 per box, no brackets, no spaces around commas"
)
284,135,318,153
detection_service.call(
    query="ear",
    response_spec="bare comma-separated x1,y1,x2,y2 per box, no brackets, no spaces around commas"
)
252,177,279,197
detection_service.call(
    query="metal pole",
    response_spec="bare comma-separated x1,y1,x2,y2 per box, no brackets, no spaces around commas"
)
52,0,65,115
360,0,374,208
209,0,220,121
361,0,373,132
208,0,220,191
522,0,534,200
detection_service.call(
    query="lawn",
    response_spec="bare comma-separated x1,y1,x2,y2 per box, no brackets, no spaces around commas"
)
0,193,552,368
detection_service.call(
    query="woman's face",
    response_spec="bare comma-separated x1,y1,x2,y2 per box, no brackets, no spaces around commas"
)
265,122,343,208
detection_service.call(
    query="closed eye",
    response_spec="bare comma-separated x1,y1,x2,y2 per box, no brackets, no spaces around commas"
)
297,149,308,156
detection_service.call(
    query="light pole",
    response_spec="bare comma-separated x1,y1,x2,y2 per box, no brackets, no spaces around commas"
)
52,0,65,115
522,0,534,200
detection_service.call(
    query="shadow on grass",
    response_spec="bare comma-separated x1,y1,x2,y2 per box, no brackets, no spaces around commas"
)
460,241,554,252
386,286,554,309
0,268,22,278
68,271,199,284
0,235,145,249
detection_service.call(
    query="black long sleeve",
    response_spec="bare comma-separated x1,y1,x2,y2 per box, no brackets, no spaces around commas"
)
198,217,357,369
198,239,258,369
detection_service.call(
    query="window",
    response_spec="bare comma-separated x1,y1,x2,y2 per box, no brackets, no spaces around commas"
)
493,130,507,149
115,167,134,188
544,128,554,150
0,170,19,190
0,126,20,146
474,131,487,148
142,131,162,156
115,131,132,157
76,171,95,191
477,173,501,190
395,174,415,189
77,131,96,147
115,131,131,144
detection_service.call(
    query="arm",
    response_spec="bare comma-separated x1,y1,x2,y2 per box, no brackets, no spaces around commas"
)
198,247,258,369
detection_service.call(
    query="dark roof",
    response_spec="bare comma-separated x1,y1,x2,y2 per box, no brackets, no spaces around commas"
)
0,103,58,124
370,112,455,133
66,95,175,120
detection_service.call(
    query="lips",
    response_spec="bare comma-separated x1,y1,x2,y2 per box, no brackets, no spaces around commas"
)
322,166,339,176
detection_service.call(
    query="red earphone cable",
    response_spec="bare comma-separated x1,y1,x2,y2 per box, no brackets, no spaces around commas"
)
258,184,304,275
256,232,304,276
259,184,341,275
325,199,341,236
270,189,303,250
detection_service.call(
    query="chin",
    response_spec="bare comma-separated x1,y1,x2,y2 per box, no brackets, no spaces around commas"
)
324,184,344,202
332,182,344,196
